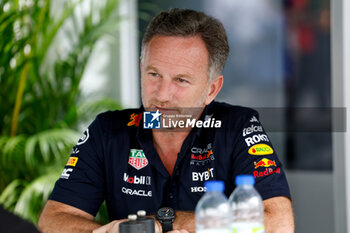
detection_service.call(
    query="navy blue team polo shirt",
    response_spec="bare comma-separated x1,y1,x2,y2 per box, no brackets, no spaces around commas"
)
49,101,291,220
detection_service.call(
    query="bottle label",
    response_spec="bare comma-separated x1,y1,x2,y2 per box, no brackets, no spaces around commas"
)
232,226,264,233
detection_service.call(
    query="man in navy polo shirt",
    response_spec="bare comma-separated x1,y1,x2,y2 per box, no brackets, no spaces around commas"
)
39,8,294,233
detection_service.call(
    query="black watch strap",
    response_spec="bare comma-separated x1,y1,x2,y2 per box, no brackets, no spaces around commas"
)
161,220,173,232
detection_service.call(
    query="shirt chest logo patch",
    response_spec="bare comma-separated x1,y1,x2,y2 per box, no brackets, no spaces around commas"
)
190,143,215,166
123,173,151,185
77,128,89,145
128,149,149,170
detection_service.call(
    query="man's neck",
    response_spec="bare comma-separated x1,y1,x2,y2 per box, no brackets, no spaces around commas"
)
152,130,190,154
150,106,206,175
152,130,190,175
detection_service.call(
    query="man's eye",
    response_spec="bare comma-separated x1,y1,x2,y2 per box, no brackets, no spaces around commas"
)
177,78,188,83
149,72,159,77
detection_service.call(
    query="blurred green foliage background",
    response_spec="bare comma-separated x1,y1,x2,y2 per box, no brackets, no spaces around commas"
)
0,0,122,225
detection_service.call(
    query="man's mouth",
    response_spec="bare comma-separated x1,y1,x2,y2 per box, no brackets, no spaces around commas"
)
152,105,178,114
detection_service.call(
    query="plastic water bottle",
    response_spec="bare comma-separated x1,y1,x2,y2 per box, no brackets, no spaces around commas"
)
229,175,265,233
195,180,231,233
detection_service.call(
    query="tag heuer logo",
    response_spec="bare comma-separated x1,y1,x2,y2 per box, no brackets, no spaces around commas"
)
128,149,149,170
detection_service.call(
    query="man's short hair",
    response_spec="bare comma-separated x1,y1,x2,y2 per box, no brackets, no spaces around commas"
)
141,8,230,81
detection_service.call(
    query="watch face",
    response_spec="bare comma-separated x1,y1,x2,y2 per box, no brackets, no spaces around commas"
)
157,207,175,220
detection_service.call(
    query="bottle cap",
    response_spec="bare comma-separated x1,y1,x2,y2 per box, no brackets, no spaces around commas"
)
204,180,225,192
235,175,255,186
128,214,137,221
137,210,146,217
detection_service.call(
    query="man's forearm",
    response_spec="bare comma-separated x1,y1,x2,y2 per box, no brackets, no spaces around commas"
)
38,201,101,233
39,212,101,233
173,211,195,233
264,196,294,233
264,210,294,233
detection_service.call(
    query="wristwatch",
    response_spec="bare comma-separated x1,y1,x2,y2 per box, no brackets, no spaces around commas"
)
156,207,175,232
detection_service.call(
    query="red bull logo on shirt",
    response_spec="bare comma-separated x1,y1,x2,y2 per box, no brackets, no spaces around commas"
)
254,158,276,169
190,150,213,161
253,167,281,178
248,144,274,155
190,143,215,166
128,149,148,170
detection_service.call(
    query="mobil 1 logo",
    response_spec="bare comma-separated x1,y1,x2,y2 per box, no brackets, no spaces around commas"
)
123,173,151,185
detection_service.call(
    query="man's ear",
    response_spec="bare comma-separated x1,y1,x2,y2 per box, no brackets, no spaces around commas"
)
205,75,223,105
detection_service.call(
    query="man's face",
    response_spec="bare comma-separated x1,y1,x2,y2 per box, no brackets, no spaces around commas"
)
141,35,215,111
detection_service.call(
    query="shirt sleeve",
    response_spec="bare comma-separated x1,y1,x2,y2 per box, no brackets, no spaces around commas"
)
231,111,291,200
49,116,106,216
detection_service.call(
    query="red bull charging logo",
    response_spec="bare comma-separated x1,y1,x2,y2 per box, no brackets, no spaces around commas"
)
254,158,277,169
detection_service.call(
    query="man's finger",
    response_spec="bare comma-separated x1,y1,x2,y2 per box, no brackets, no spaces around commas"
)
154,219,162,233
109,219,128,233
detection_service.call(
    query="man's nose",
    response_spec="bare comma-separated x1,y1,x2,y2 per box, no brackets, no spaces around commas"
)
156,79,173,103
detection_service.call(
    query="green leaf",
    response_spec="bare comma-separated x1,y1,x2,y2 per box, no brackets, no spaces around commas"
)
0,0,123,226
14,171,61,224
2,135,26,166
0,179,25,210
25,128,80,168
